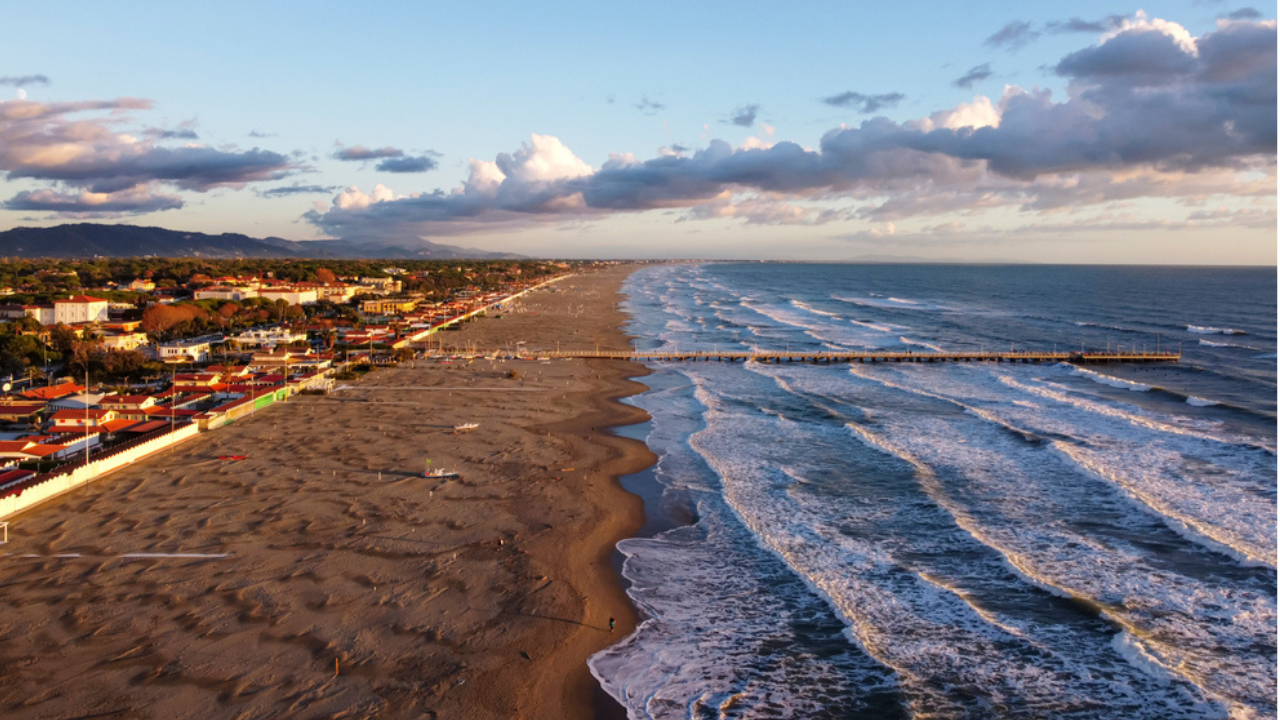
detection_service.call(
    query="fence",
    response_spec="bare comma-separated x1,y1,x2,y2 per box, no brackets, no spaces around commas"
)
0,422,200,519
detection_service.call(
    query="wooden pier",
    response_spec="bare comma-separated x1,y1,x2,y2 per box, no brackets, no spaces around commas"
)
426,349,1181,364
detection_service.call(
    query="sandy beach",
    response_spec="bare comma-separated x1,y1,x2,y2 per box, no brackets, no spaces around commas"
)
0,265,654,719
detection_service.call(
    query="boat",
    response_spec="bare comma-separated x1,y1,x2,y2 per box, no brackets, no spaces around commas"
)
218,455,247,461
453,422,479,432
423,468,459,479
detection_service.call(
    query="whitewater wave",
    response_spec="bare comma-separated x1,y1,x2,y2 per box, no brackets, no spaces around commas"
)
1186,396,1221,407
832,294,949,312
1068,365,1153,392
1187,325,1247,335
901,336,945,353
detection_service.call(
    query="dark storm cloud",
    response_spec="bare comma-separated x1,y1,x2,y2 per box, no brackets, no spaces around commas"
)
333,145,405,161
375,155,438,173
0,74,50,87
306,18,1277,238
952,63,993,88
728,104,759,126
822,91,906,113
985,21,1040,51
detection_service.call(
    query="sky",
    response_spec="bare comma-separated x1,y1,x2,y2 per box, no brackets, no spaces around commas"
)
0,1,1275,263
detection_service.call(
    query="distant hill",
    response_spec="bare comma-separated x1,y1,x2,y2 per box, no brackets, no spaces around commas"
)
0,224,524,260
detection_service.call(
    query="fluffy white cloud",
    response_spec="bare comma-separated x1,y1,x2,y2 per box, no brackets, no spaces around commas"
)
496,134,593,183
334,183,396,210
1102,10,1198,55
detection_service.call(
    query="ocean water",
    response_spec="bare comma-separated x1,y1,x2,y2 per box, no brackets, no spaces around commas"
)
589,263,1277,720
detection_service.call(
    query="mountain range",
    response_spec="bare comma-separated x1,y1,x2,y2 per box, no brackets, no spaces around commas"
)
0,224,524,259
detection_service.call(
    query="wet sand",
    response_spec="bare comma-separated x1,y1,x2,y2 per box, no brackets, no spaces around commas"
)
0,266,653,719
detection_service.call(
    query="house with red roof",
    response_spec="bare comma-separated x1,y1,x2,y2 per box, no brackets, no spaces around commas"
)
20,383,85,401
0,440,64,462
49,407,116,431
99,395,158,412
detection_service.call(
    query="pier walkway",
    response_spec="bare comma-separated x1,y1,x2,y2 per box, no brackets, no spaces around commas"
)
425,349,1181,364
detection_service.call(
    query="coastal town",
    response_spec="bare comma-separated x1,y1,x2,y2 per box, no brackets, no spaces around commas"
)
0,259,589,519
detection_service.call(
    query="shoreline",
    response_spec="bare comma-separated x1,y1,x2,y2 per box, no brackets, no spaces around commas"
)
0,266,657,719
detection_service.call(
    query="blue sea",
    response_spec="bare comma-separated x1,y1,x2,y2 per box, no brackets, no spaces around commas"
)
589,263,1277,720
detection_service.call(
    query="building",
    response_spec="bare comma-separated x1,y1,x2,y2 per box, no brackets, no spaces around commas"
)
22,304,55,325
361,298,418,315
47,392,107,411
128,279,157,292
320,284,356,303
0,402,46,426
158,337,218,363
356,277,402,295
99,395,158,412
195,286,259,302
53,295,110,325
229,327,306,351
20,383,85,401
49,407,116,431
258,287,318,306
100,331,150,351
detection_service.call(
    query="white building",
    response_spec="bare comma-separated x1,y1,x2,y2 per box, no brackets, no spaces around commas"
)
53,295,110,325
258,287,318,305
158,337,218,363
356,277,402,295
100,332,150,351
230,327,306,350
22,304,55,325
195,286,259,302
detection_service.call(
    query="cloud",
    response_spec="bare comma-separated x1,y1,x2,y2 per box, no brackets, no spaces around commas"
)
151,119,200,141
952,63,994,88
0,95,294,217
3,184,183,214
727,104,760,127
1224,8,1262,21
305,15,1275,241
333,145,404,161
248,129,276,138
1043,16,1127,35
822,91,906,113
259,184,341,198
7,145,294,192
332,144,439,172
635,95,665,114
375,155,438,173
0,75,50,87
985,21,1040,51
685,195,846,225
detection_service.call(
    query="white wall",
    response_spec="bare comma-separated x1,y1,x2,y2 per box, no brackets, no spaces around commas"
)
0,423,200,519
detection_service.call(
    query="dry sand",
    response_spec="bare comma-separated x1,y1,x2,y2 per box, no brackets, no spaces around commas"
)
0,266,654,719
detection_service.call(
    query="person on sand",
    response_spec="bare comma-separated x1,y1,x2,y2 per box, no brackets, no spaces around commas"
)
609,616,616,632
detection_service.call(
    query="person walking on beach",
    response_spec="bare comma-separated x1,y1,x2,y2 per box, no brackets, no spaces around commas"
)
609,616,616,632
